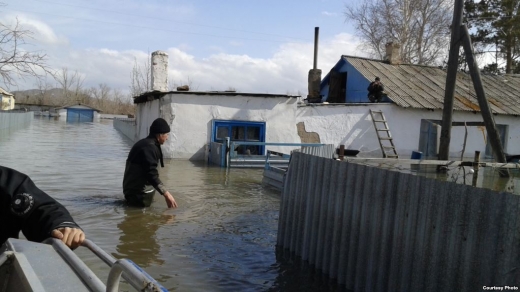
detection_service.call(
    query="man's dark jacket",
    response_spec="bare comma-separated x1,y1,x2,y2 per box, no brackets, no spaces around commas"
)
123,135,166,197
0,166,80,246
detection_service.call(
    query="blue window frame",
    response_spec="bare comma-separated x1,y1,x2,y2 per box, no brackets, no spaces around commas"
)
212,120,266,155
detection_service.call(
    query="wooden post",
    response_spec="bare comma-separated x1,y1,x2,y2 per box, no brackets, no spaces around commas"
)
460,25,509,177
460,121,468,161
339,145,345,161
472,151,480,187
438,0,464,163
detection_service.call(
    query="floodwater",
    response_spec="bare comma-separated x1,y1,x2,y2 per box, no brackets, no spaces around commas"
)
0,117,342,292
357,156,520,195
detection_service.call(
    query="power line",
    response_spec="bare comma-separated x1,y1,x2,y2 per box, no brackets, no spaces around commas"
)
10,0,311,43
4,7,311,44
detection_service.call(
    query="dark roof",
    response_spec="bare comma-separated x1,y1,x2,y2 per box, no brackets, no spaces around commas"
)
0,87,13,97
133,90,300,104
342,55,520,116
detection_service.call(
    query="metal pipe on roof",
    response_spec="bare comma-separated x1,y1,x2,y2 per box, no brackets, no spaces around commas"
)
313,27,319,70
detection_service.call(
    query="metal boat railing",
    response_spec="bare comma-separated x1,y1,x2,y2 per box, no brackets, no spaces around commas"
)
43,238,168,292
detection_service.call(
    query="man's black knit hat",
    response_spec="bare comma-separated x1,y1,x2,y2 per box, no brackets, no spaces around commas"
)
149,118,171,134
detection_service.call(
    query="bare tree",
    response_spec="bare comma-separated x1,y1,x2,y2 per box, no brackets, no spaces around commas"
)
0,17,54,87
129,57,150,97
89,83,111,110
54,67,86,104
34,78,53,105
110,88,134,115
345,0,452,65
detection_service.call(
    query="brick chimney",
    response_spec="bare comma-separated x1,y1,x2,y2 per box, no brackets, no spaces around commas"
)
385,42,401,65
151,51,168,91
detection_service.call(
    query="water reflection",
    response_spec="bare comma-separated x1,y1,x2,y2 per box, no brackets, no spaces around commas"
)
269,247,351,292
115,208,175,268
368,162,520,195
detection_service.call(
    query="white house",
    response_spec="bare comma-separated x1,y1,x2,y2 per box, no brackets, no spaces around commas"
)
0,88,15,110
116,50,520,162
132,91,301,160
314,44,520,160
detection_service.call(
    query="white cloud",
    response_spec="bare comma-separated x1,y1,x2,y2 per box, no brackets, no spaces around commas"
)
7,30,363,97
163,33,364,95
0,14,68,46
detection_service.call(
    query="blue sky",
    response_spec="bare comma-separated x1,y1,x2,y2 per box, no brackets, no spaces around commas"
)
3,0,367,95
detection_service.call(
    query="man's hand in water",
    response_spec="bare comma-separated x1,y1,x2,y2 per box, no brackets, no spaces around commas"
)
51,227,85,249
163,191,178,208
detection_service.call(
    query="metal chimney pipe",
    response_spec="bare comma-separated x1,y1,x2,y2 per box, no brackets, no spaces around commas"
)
307,27,322,103
313,27,319,70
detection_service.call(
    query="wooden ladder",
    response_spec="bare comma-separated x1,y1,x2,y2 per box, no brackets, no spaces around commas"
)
369,109,399,159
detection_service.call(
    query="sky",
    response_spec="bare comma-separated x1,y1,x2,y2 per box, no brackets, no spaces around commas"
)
1,0,369,97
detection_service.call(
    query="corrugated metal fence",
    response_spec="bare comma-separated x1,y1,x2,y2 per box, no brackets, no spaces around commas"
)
278,152,520,291
113,118,136,142
301,144,336,159
0,111,33,131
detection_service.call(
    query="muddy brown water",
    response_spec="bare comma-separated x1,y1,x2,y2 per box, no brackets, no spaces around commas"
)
0,117,345,292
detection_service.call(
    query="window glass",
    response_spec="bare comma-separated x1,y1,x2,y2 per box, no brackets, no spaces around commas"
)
246,127,260,141
231,126,245,140
213,120,265,156
216,126,229,140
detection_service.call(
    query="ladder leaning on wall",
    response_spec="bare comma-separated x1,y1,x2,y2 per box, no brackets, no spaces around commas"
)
369,109,399,159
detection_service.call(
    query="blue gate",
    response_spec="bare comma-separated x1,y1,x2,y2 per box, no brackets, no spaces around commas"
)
67,108,94,122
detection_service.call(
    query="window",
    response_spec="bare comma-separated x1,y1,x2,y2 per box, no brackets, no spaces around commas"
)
212,120,266,155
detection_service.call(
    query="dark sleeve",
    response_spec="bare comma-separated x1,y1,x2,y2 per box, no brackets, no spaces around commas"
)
0,166,81,243
141,144,166,195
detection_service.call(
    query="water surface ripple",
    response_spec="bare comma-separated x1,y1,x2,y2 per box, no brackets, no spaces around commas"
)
0,118,343,292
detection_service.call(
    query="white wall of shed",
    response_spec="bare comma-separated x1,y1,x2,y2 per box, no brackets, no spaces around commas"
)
135,99,161,140
296,104,520,159
136,94,300,160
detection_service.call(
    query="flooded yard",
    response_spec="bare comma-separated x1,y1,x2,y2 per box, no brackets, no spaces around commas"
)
0,117,342,291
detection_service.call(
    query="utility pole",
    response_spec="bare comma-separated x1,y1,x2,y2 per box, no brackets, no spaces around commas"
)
438,0,464,163
460,25,509,177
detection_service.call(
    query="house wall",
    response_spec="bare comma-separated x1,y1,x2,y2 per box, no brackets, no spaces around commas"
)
135,93,300,160
0,95,15,110
126,93,520,161
321,59,390,103
135,99,161,140
296,104,520,159
343,61,368,103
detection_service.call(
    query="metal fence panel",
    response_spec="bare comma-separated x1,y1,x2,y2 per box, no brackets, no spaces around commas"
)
278,152,520,291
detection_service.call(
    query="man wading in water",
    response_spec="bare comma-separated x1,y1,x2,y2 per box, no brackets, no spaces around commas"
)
123,118,178,208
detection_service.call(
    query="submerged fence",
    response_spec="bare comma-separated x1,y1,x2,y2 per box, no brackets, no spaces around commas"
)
113,118,136,142
0,111,33,132
277,152,520,292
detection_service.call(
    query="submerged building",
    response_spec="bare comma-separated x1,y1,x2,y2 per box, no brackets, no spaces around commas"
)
115,49,520,161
